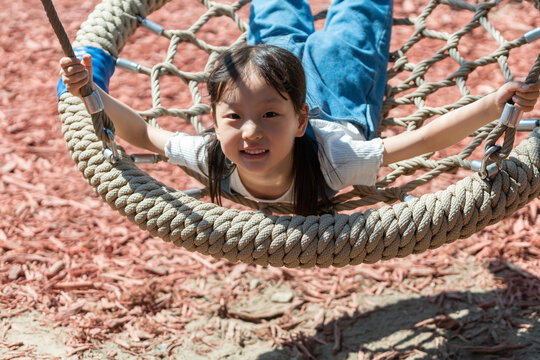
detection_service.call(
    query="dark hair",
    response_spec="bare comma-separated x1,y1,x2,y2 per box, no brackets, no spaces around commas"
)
206,44,332,215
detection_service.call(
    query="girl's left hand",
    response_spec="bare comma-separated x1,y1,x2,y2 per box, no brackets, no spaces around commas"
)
494,79,540,113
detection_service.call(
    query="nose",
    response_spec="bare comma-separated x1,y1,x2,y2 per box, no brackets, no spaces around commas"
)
241,119,262,141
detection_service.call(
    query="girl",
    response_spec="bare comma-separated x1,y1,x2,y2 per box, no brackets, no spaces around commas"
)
60,0,540,216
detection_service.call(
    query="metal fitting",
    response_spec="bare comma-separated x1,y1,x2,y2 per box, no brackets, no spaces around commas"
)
102,148,116,163
499,103,522,128
116,58,142,73
137,16,165,36
183,189,202,199
130,153,160,164
524,27,540,43
517,119,540,132
256,206,272,216
102,128,120,164
471,145,502,179
82,90,104,115
403,194,416,202
471,160,501,179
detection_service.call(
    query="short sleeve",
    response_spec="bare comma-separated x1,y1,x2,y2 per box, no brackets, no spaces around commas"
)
311,120,384,190
164,132,209,177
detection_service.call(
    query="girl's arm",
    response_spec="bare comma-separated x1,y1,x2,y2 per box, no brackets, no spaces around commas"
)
382,80,540,166
60,54,172,156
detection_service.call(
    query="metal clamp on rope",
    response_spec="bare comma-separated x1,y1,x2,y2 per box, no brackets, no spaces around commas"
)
471,145,502,179
130,153,160,164
116,58,142,73
524,27,540,43
403,194,416,202
102,128,120,164
182,189,202,200
517,119,540,131
82,90,104,115
136,15,164,36
499,102,522,128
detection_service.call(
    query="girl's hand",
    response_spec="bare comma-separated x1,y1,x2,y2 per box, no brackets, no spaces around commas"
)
59,54,93,98
494,79,540,113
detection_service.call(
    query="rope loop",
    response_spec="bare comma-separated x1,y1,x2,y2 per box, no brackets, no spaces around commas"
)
49,0,540,267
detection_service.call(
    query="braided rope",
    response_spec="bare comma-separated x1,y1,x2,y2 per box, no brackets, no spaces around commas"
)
57,0,540,267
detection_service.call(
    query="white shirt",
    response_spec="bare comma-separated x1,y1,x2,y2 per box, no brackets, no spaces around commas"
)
164,119,384,203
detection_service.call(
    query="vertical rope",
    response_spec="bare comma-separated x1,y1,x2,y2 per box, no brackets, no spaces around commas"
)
483,54,540,163
40,0,116,145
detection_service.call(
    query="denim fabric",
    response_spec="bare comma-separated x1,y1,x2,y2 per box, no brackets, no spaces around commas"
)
247,0,393,140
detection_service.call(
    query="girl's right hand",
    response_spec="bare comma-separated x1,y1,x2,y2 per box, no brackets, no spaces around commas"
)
493,79,540,113
59,54,93,98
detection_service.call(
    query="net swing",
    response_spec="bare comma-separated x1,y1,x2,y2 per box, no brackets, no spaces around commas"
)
43,0,540,268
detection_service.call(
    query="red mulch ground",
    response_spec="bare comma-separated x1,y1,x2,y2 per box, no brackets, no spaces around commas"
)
1,0,539,359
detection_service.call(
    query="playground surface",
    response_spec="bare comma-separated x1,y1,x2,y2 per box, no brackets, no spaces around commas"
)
1,0,539,359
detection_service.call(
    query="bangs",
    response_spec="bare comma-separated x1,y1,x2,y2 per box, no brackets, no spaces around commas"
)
207,44,306,114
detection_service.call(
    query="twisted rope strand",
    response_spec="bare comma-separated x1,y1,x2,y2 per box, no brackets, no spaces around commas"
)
54,0,540,267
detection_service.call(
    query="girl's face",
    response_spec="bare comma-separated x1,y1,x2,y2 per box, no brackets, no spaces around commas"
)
213,72,308,197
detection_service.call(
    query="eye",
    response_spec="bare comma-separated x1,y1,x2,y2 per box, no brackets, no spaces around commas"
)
225,113,240,120
263,112,278,118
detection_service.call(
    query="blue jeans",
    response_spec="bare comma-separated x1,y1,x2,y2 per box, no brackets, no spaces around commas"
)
247,0,393,140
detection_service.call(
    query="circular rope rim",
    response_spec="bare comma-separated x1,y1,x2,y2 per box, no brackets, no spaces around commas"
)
58,0,540,268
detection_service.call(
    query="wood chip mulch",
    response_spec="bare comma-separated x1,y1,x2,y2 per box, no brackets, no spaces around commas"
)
1,0,539,358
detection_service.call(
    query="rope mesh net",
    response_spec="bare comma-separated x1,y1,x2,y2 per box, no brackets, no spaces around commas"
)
75,0,538,214
56,0,540,267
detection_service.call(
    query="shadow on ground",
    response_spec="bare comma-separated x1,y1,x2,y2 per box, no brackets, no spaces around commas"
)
257,259,540,360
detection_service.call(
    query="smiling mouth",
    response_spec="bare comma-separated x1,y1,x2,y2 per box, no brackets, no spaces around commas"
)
241,149,268,155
